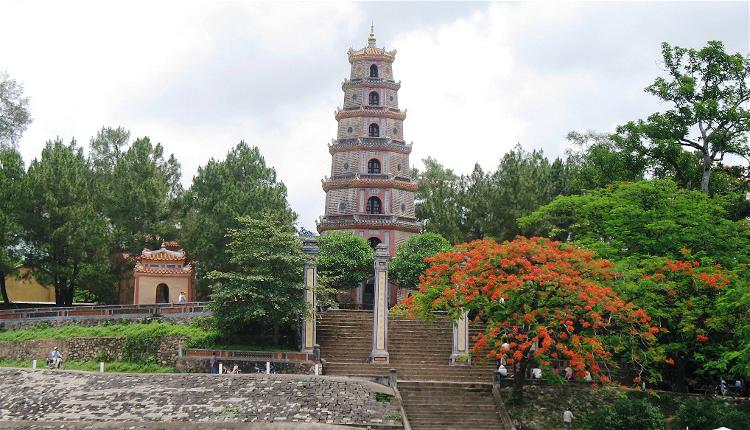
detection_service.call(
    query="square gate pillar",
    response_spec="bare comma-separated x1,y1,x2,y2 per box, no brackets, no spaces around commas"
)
301,237,318,354
370,243,391,364
450,310,471,365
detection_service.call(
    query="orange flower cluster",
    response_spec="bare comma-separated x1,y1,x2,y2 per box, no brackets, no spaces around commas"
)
409,237,656,383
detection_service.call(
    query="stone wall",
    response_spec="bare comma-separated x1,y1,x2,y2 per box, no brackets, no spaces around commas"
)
0,369,403,428
0,336,184,365
0,313,207,331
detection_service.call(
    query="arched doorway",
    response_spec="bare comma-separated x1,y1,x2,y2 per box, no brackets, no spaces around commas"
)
156,283,169,303
368,237,381,249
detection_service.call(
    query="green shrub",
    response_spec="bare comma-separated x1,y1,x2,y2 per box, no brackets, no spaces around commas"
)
582,398,664,430
674,398,750,430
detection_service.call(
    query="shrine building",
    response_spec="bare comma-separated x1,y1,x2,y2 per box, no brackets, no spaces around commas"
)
133,241,195,304
317,29,422,307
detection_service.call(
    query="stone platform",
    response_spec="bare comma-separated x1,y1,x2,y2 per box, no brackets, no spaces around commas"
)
0,369,402,429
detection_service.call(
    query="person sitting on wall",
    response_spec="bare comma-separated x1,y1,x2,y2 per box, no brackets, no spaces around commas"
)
497,364,508,378
177,291,186,303
47,347,63,369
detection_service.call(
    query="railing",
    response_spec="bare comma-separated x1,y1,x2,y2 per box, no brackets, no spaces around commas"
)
184,349,315,362
0,302,210,321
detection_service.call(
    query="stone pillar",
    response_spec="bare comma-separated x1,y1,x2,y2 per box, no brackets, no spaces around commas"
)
301,237,318,353
370,243,391,364
450,310,471,365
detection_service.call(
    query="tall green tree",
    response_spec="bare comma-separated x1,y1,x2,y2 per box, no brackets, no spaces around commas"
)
0,71,32,148
565,130,646,190
182,142,295,281
207,215,304,344
415,157,465,244
390,232,451,291
614,41,750,194
22,139,114,305
0,148,25,304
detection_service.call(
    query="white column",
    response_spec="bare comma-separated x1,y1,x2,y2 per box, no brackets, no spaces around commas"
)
450,310,471,365
370,243,391,364
301,237,318,353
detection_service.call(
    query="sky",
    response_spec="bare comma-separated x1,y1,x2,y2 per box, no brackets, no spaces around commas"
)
1,1,748,231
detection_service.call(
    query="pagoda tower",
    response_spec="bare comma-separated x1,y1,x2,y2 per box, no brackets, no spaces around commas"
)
317,28,421,259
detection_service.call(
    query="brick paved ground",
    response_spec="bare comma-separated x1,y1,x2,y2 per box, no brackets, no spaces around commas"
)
0,369,402,429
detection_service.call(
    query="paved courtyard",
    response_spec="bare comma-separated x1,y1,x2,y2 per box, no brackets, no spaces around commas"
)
0,369,401,429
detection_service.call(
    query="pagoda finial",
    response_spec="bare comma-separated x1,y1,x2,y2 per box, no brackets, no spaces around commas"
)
368,22,376,47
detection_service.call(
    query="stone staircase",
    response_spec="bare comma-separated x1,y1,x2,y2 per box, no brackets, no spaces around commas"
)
318,310,508,429
399,381,505,430
318,310,496,382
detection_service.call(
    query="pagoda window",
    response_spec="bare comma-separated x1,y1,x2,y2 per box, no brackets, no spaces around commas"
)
368,237,381,248
369,91,379,106
370,64,378,78
369,123,379,137
367,158,381,174
366,196,382,214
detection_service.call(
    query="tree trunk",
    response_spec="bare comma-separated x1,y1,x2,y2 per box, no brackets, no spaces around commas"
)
700,155,712,194
513,360,528,400
272,323,280,346
0,271,10,305
672,355,688,393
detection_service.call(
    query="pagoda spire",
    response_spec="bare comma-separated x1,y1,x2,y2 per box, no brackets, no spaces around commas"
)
368,22,376,47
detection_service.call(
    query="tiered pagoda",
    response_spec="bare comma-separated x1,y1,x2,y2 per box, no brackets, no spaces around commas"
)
317,28,421,255
317,28,421,307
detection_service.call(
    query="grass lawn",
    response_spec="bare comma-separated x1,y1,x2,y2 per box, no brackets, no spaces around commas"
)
0,358,176,373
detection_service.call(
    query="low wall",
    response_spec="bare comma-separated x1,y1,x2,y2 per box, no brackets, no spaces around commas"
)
0,302,210,331
0,336,185,365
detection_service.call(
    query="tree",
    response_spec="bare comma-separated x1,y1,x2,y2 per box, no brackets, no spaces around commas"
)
207,215,305,344
565,130,646,190
182,141,295,280
518,180,750,267
621,256,732,392
0,71,32,148
582,397,664,430
22,139,114,305
613,41,750,194
415,157,465,244
390,232,451,291
482,145,575,242
316,232,373,294
407,237,655,398
0,149,25,304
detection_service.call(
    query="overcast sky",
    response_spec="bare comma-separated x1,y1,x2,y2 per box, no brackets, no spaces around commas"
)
2,1,748,230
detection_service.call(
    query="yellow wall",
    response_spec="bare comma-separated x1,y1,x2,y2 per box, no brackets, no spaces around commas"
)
136,276,190,304
5,268,55,303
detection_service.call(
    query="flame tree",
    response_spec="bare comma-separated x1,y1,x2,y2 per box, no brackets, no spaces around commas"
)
407,237,656,398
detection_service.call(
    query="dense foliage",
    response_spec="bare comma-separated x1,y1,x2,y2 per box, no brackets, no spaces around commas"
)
581,397,664,430
390,232,451,291
317,231,373,291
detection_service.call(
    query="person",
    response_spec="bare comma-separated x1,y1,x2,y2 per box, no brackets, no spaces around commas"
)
719,378,727,396
48,347,63,369
563,409,574,430
735,379,742,396
564,367,573,381
584,371,593,382
531,367,542,379
230,365,240,374
209,353,218,374
177,291,186,303
497,364,508,378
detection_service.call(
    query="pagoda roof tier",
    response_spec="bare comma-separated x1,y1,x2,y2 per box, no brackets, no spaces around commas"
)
342,78,401,91
317,214,422,233
347,46,397,63
137,247,185,263
134,263,193,276
335,106,406,121
322,174,417,192
329,138,412,155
